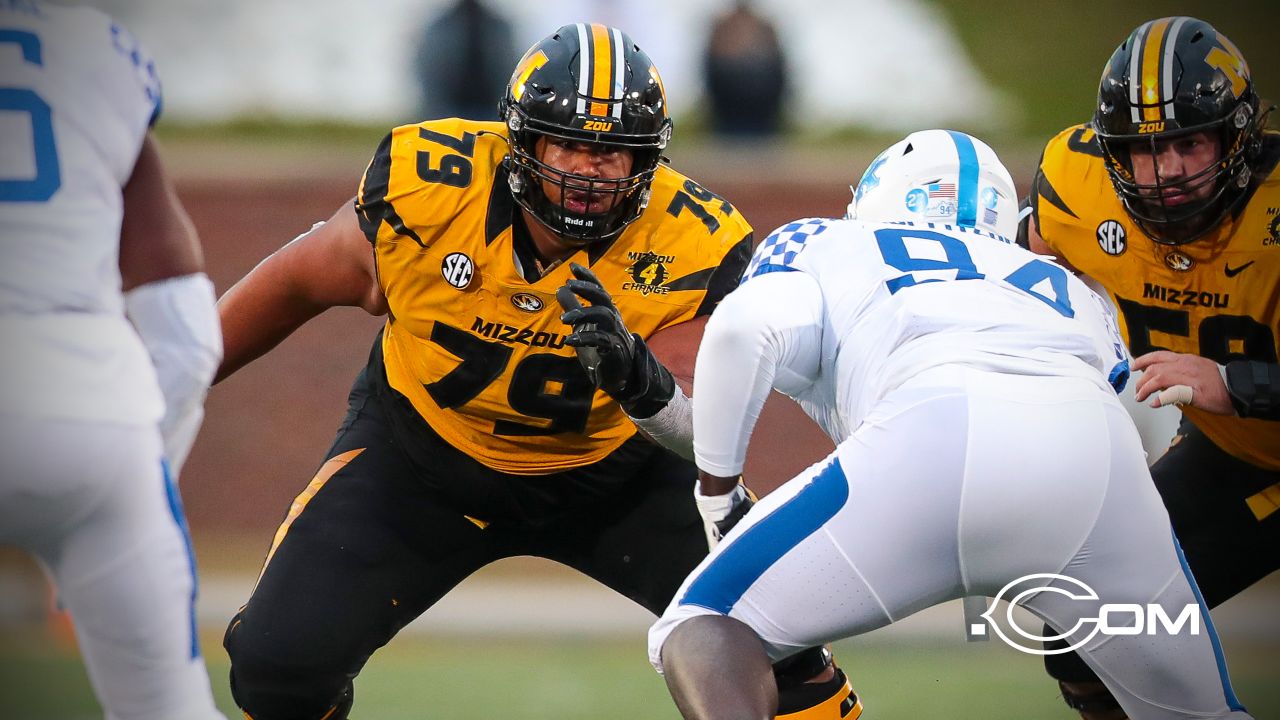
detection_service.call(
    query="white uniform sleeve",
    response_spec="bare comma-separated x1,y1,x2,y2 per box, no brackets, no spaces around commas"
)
693,271,824,476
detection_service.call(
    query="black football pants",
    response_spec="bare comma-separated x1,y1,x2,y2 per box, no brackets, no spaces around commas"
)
223,371,707,720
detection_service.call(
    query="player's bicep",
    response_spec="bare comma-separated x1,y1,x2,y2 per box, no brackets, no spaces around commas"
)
648,315,707,391
701,271,823,393
119,134,202,291
1022,212,1054,258
692,271,822,476
294,201,387,314
247,200,385,315
742,272,824,393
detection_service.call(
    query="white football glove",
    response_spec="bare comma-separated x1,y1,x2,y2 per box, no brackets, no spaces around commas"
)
694,480,756,551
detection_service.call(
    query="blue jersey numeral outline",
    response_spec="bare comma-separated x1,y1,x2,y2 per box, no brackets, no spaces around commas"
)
1,28,61,202
875,227,1074,318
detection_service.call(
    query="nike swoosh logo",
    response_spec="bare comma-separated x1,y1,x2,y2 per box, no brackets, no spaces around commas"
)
1224,260,1255,278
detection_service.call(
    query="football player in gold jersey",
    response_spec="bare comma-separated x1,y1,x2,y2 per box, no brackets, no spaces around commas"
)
1022,16,1277,719
215,24,860,720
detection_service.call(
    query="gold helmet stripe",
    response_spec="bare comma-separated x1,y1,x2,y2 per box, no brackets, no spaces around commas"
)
1127,21,1149,123
1139,17,1173,122
589,23,613,117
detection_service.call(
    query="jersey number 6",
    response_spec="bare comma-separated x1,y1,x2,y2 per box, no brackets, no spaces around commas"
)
0,29,61,202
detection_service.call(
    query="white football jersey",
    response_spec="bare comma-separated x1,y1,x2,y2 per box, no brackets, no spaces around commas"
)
0,1,164,423
694,217,1129,474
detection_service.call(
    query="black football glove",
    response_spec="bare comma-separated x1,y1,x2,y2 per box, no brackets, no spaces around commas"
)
556,263,674,419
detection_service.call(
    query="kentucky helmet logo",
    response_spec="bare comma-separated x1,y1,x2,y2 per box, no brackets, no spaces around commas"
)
855,152,889,203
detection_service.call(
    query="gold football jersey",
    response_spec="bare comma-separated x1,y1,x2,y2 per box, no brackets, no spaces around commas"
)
1032,125,1280,470
355,118,752,474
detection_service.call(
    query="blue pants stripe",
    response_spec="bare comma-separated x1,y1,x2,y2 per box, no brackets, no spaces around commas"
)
680,458,849,614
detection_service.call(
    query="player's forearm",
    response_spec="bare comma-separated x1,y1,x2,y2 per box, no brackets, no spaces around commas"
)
213,266,329,383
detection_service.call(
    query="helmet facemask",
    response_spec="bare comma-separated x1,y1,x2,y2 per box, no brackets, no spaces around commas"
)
1097,103,1260,245
505,106,665,246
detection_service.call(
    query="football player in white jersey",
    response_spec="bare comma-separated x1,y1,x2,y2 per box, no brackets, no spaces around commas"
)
0,3,224,718
646,130,1251,719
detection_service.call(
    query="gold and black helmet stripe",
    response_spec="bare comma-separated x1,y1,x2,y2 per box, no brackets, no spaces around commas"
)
1128,16,1192,124
575,23,625,120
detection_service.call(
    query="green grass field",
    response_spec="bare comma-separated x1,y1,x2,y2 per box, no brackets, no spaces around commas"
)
2,627,1275,719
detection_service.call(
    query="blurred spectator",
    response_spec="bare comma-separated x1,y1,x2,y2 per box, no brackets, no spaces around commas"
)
702,0,788,138
413,0,518,121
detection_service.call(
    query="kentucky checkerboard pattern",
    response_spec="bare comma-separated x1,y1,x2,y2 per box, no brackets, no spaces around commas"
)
742,217,831,283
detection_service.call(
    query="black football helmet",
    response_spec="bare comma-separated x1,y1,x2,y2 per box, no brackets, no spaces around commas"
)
499,24,672,245
1094,17,1266,245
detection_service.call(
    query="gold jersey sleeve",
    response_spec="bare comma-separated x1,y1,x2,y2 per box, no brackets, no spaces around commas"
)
1032,126,1280,470
356,118,753,474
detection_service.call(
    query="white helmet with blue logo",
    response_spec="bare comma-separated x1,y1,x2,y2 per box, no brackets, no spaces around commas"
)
847,129,1018,241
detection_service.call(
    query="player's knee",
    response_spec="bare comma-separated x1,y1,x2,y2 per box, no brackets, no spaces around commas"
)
224,613,354,720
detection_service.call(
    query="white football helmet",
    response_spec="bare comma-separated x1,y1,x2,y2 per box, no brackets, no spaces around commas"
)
847,129,1018,241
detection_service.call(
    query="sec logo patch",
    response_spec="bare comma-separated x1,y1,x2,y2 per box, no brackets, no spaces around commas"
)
1096,220,1127,256
441,252,474,289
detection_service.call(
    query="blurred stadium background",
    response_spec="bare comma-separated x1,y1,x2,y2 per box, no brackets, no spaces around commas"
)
1,0,1277,717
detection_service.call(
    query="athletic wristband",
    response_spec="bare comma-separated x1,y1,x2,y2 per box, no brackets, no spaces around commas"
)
1224,360,1280,420
629,382,692,459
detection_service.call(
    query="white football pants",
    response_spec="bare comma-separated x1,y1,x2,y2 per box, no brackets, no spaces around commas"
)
0,414,225,720
651,369,1250,719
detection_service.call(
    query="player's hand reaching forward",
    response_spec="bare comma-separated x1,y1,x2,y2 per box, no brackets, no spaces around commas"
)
1133,350,1234,414
557,263,674,418
694,470,756,551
